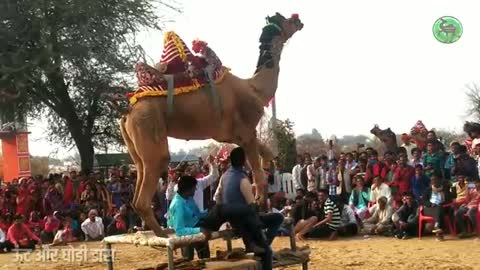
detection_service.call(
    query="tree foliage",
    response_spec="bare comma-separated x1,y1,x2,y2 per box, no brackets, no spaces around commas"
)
296,129,326,156
272,119,297,172
0,0,178,172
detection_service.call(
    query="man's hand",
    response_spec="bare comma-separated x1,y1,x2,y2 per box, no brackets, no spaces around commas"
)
200,227,212,240
14,243,19,249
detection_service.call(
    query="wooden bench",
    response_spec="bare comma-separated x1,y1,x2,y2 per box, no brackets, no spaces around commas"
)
103,217,307,270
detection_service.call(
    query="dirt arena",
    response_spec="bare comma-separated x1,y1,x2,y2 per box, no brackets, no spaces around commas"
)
0,235,479,270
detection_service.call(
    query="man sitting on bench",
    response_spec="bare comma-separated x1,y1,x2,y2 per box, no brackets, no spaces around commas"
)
168,175,267,261
214,147,284,270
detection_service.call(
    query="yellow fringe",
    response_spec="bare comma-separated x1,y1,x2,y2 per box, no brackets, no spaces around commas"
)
129,67,230,105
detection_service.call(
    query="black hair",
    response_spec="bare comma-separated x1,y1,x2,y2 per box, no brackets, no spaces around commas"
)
411,147,420,155
177,176,197,195
305,191,317,199
371,150,378,156
402,192,413,198
318,189,329,195
458,145,467,154
230,147,246,167
414,164,424,170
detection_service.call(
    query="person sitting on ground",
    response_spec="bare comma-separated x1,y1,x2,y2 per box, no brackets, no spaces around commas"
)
81,209,104,241
107,205,130,235
454,181,480,238
420,172,452,241
392,192,418,239
411,164,430,201
363,196,393,235
295,189,341,241
337,200,358,237
7,215,42,250
349,176,370,220
0,225,13,252
40,211,61,243
51,217,77,246
293,192,317,228
450,173,468,207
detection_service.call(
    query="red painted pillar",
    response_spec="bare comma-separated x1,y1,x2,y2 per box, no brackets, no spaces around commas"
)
0,131,31,182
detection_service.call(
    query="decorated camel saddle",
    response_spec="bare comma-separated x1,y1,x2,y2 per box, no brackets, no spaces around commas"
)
127,31,228,111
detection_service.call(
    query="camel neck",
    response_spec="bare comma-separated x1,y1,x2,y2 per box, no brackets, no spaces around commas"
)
249,37,284,105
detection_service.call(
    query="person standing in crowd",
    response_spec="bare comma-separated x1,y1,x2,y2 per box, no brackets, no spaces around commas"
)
336,159,352,204
400,134,417,161
410,148,423,168
307,157,321,191
292,155,305,191
423,140,445,177
411,165,430,201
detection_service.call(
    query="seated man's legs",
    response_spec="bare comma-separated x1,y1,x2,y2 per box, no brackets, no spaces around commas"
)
423,205,444,230
467,207,478,231
305,224,337,240
455,205,469,234
182,242,210,260
295,216,318,240
338,223,358,237
259,212,284,245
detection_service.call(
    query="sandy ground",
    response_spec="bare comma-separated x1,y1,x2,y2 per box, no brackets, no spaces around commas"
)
0,235,479,270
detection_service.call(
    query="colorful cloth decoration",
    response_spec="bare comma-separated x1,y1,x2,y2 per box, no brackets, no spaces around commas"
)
410,120,428,150
128,31,228,105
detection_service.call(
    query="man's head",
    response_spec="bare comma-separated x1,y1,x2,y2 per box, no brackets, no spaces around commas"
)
396,154,407,167
455,173,466,184
338,158,346,169
296,155,304,165
230,147,246,168
384,151,394,163
411,147,421,159
378,196,388,209
317,189,328,204
427,130,437,140
373,175,383,186
177,175,197,198
414,164,423,176
88,209,98,222
304,191,317,203
430,171,442,187
355,175,365,188
450,142,461,154
426,141,435,154
346,153,354,163
314,157,321,168
402,192,414,206
401,133,410,144
304,153,312,165
13,215,24,226
296,188,305,197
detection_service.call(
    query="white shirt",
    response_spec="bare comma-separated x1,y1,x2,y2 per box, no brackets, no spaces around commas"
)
174,164,219,211
268,170,282,193
370,183,392,203
341,205,357,225
402,142,417,160
81,217,104,239
0,228,5,243
291,164,303,190
193,165,219,211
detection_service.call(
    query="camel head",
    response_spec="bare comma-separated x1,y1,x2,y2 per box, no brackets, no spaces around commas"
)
370,124,396,143
464,121,480,139
261,13,303,44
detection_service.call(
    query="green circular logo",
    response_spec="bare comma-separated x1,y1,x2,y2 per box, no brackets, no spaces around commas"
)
433,16,463,44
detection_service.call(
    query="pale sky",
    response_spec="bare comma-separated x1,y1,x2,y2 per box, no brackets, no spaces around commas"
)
28,0,480,158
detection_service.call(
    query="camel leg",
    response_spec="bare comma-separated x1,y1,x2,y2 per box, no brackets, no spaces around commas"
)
134,138,170,237
120,117,144,212
242,137,267,208
257,139,274,168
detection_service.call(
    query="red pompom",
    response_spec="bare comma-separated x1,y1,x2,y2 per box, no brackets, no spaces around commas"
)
291,13,299,20
192,39,208,53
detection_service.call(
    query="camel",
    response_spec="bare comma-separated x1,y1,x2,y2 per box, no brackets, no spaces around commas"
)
370,124,398,154
119,13,303,236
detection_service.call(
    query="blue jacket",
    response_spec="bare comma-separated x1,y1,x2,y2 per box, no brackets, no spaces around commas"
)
411,175,430,201
167,193,207,236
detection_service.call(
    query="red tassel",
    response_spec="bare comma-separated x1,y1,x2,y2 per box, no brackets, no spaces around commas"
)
192,39,208,53
291,13,299,20
265,97,274,107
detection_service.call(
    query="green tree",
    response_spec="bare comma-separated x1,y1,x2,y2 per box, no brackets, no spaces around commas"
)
273,119,297,172
0,0,178,173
